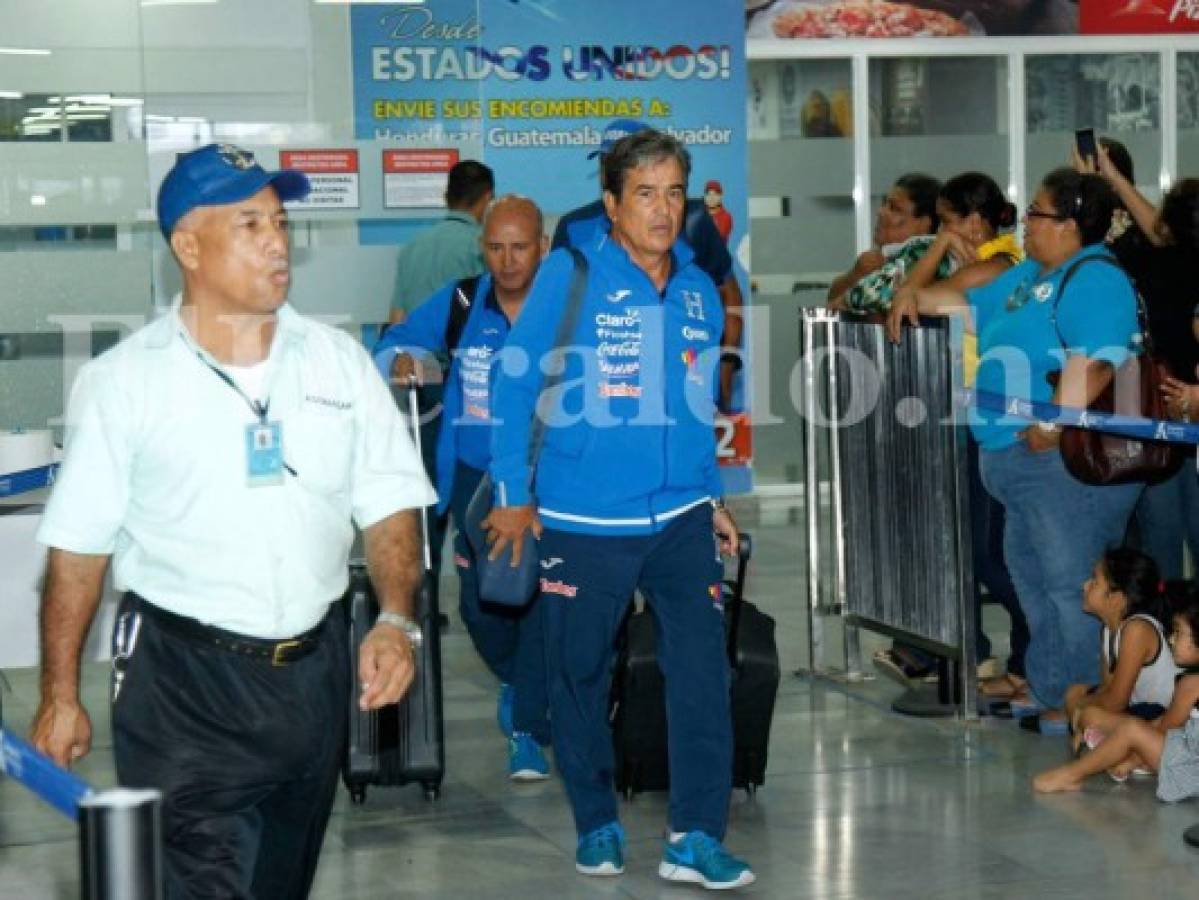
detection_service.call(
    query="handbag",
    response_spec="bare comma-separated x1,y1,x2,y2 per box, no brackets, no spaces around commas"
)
462,248,589,606
1050,256,1185,487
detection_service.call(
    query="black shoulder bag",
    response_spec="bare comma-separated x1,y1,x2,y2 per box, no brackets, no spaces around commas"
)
461,249,589,606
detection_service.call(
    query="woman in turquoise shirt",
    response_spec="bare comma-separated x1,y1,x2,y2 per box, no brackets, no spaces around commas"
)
896,169,1143,733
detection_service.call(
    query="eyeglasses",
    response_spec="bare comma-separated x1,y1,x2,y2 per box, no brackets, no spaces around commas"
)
1024,204,1069,222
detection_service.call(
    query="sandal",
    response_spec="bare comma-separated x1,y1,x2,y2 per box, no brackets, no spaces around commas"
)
871,649,934,686
979,673,1025,700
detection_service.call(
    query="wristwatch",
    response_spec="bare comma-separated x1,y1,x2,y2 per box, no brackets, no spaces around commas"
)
710,497,728,512
376,611,423,651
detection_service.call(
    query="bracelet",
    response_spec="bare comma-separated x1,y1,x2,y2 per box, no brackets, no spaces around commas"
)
719,351,743,371
1034,421,1061,434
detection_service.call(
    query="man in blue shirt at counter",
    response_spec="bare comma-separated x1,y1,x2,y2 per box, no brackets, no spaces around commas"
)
374,194,552,780
389,159,494,324
485,130,755,890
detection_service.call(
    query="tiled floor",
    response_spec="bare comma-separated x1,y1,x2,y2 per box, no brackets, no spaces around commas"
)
3,501,1199,898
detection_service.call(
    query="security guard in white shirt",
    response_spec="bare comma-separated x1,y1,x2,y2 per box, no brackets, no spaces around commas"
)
30,143,436,899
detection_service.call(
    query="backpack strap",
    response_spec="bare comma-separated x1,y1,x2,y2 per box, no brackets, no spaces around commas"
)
445,274,481,354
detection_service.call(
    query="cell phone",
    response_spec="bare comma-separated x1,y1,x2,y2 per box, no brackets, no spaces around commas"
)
1075,128,1098,165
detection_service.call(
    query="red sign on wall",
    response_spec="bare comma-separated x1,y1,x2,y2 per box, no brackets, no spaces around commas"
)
381,149,460,174
1080,0,1199,34
381,149,461,209
281,149,359,174
715,412,752,468
279,150,360,210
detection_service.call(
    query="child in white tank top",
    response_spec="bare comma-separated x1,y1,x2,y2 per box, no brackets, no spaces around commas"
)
1065,548,1178,745
1034,587,1199,795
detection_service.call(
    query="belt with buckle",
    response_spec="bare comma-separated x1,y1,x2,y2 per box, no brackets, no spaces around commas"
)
129,593,326,666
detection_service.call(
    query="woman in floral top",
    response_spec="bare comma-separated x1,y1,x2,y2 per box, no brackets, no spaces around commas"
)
827,173,941,312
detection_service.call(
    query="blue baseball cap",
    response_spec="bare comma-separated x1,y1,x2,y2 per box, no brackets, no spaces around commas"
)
156,143,310,239
587,118,650,159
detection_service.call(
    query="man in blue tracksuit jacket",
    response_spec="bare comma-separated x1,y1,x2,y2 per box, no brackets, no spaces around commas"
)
552,118,745,413
485,131,755,890
373,195,551,781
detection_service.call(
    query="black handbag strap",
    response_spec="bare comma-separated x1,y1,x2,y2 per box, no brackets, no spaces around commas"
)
528,248,589,468
1049,254,1154,356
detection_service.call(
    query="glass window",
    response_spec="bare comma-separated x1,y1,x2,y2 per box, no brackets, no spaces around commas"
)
749,59,855,284
1179,53,1199,179
63,94,143,142
0,93,62,142
748,59,855,485
869,56,1010,208
1025,53,1162,200
0,224,117,252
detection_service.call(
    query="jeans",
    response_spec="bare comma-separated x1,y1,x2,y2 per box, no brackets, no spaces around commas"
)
1134,455,1199,580
967,435,1029,678
980,442,1142,709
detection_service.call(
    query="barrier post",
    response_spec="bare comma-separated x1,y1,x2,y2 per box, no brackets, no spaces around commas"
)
79,789,165,900
0,730,165,899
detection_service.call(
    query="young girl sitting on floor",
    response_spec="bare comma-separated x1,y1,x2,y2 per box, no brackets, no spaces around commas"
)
1034,583,1199,797
1064,549,1179,738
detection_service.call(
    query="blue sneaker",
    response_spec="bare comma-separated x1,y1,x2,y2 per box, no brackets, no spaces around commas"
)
575,822,625,876
497,683,514,738
659,831,755,890
508,732,549,782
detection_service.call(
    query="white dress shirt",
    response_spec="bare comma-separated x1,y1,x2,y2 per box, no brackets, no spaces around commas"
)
39,300,436,638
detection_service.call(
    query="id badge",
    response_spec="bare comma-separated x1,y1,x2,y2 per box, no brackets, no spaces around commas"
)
245,421,284,487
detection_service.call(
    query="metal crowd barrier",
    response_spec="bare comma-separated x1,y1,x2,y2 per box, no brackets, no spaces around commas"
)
0,729,164,898
801,310,978,719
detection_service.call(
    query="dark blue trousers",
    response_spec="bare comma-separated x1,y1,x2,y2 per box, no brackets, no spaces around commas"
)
450,463,550,744
539,504,732,838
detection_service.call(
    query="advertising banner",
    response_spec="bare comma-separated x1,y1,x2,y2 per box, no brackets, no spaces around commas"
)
747,0,1199,38
1080,0,1199,35
352,1,752,492
746,1,1078,38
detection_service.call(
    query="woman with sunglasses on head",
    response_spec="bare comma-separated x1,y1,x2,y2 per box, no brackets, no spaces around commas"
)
891,168,1145,733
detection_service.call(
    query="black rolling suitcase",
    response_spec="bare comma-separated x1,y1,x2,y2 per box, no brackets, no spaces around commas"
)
342,381,445,803
611,532,779,798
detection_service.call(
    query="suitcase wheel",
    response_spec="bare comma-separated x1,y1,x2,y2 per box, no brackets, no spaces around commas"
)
744,782,757,799
423,782,440,802
349,785,367,805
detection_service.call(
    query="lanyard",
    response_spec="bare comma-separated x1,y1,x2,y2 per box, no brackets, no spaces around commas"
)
193,351,297,478
195,351,271,425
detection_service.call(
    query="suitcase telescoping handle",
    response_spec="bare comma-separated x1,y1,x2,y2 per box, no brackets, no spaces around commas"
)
403,376,433,573
725,532,752,662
